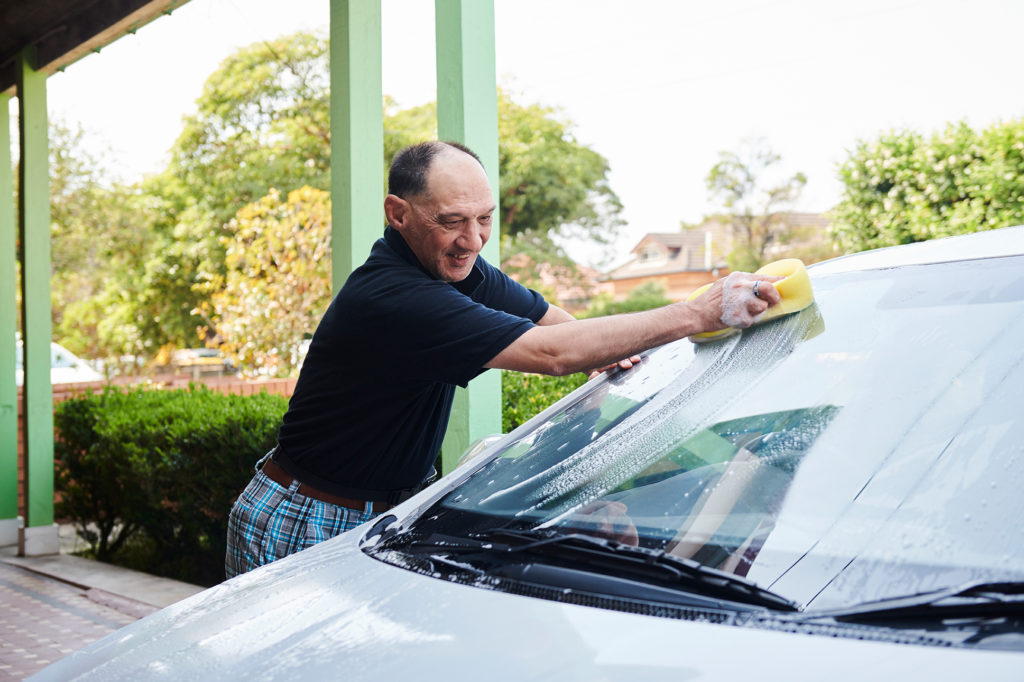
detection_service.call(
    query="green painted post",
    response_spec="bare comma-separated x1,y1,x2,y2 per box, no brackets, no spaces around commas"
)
0,95,17,544
435,0,502,474
329,0,384,293
16,48,55,534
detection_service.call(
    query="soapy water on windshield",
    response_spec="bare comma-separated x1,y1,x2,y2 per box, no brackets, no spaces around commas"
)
485,305,827,521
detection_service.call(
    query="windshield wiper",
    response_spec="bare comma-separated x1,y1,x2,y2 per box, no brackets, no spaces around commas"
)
473,528,797,612
807,581,1024,623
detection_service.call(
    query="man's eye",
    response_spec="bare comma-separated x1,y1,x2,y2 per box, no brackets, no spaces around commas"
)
479,215,493,225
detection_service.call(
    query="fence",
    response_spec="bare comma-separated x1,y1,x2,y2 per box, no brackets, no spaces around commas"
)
15,375,297,517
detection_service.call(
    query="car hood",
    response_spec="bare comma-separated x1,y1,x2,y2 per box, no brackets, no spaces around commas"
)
35,525,1024,681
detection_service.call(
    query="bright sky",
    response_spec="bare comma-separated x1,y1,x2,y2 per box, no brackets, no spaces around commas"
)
29,0,1024,268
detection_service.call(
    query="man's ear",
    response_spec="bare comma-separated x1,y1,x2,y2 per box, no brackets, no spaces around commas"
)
384,194,409,229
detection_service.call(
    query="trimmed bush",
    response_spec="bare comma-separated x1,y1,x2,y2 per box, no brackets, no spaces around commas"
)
55,385,287,586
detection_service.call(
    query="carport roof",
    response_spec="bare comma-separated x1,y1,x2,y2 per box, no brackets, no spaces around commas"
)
0,0,190,96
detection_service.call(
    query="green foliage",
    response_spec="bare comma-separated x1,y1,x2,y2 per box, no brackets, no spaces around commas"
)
502,370,587,433
47,121,160,365
169,32,331,228
831,118,1024,252
381,90,624,246
151,32,333,352
496,94,623,245
583,280,671,317
705,138,807,270
54,386,287,586
51,30,623,372
212,187,333,376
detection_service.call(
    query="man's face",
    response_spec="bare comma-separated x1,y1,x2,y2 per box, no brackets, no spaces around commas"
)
388,151,495,282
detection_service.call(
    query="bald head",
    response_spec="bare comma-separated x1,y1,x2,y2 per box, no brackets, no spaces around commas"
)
387,141,484,200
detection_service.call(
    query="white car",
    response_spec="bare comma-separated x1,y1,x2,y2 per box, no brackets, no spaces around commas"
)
35,227,1024,680
16,341,103,386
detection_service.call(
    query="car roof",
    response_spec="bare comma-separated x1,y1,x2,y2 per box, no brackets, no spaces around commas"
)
809,225,1024,276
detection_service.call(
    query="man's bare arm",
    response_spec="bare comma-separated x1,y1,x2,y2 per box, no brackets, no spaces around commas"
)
534,302,639,377
487,272,781,376
536,303,576,326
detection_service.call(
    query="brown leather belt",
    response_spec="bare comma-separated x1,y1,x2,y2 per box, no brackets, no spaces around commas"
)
261,457,394,512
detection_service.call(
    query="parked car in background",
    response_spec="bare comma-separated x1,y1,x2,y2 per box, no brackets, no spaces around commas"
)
15,341,103,386
170,348,236,379
35,227,1024,680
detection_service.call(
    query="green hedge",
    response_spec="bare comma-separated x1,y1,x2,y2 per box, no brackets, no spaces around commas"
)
502,370,587,432
55,385,287,586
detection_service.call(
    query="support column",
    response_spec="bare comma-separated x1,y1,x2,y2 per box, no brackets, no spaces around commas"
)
16,48,58,556
0,95,18,548
435,0,501,473
329,0,384,294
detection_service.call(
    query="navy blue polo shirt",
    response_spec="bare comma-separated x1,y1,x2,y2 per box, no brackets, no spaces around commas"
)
275,226,548,500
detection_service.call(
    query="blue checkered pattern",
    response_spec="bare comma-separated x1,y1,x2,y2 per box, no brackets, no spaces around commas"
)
225,460,382,579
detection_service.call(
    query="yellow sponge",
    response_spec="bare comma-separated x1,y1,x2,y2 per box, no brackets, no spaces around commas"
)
687,258,814,344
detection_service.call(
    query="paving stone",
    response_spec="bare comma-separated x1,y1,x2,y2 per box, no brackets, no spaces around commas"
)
0,562,142,680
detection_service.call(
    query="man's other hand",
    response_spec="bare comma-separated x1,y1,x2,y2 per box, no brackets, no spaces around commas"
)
588,354,642,380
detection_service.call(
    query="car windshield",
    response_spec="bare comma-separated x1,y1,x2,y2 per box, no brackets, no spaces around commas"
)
389,254,1024,612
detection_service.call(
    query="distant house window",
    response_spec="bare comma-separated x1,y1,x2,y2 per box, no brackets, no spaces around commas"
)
639,246,663,263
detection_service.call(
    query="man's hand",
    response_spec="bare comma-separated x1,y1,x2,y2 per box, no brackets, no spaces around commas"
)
588,354,642,380
577,500,639,546
689,272,784,331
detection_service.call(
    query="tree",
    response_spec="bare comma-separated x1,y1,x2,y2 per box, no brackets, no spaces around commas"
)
170,32,331,228
163,31,618,360
705,138,807,271
211,187,333,376
110,31,620,363
142,32,333,354
831,119,1024,252
168,31,621,248
383,93,623,247
46,121,159,367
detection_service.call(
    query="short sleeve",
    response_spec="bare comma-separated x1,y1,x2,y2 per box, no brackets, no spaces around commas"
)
372,278,535,387
471,256,549,323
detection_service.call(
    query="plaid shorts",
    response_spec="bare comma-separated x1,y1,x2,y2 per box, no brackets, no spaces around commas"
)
225,455,382,579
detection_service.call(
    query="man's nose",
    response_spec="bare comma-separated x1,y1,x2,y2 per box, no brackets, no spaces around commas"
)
457,222,487,251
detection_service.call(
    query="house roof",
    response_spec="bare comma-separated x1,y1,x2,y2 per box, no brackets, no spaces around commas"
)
605,222,731,280
1,0,190,95
604,212,829,281
635,232,699,250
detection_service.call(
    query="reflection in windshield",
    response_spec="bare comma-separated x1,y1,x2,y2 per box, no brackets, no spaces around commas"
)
390,255,1024,613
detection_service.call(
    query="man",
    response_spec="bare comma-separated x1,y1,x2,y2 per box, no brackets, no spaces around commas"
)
225,140,780,578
